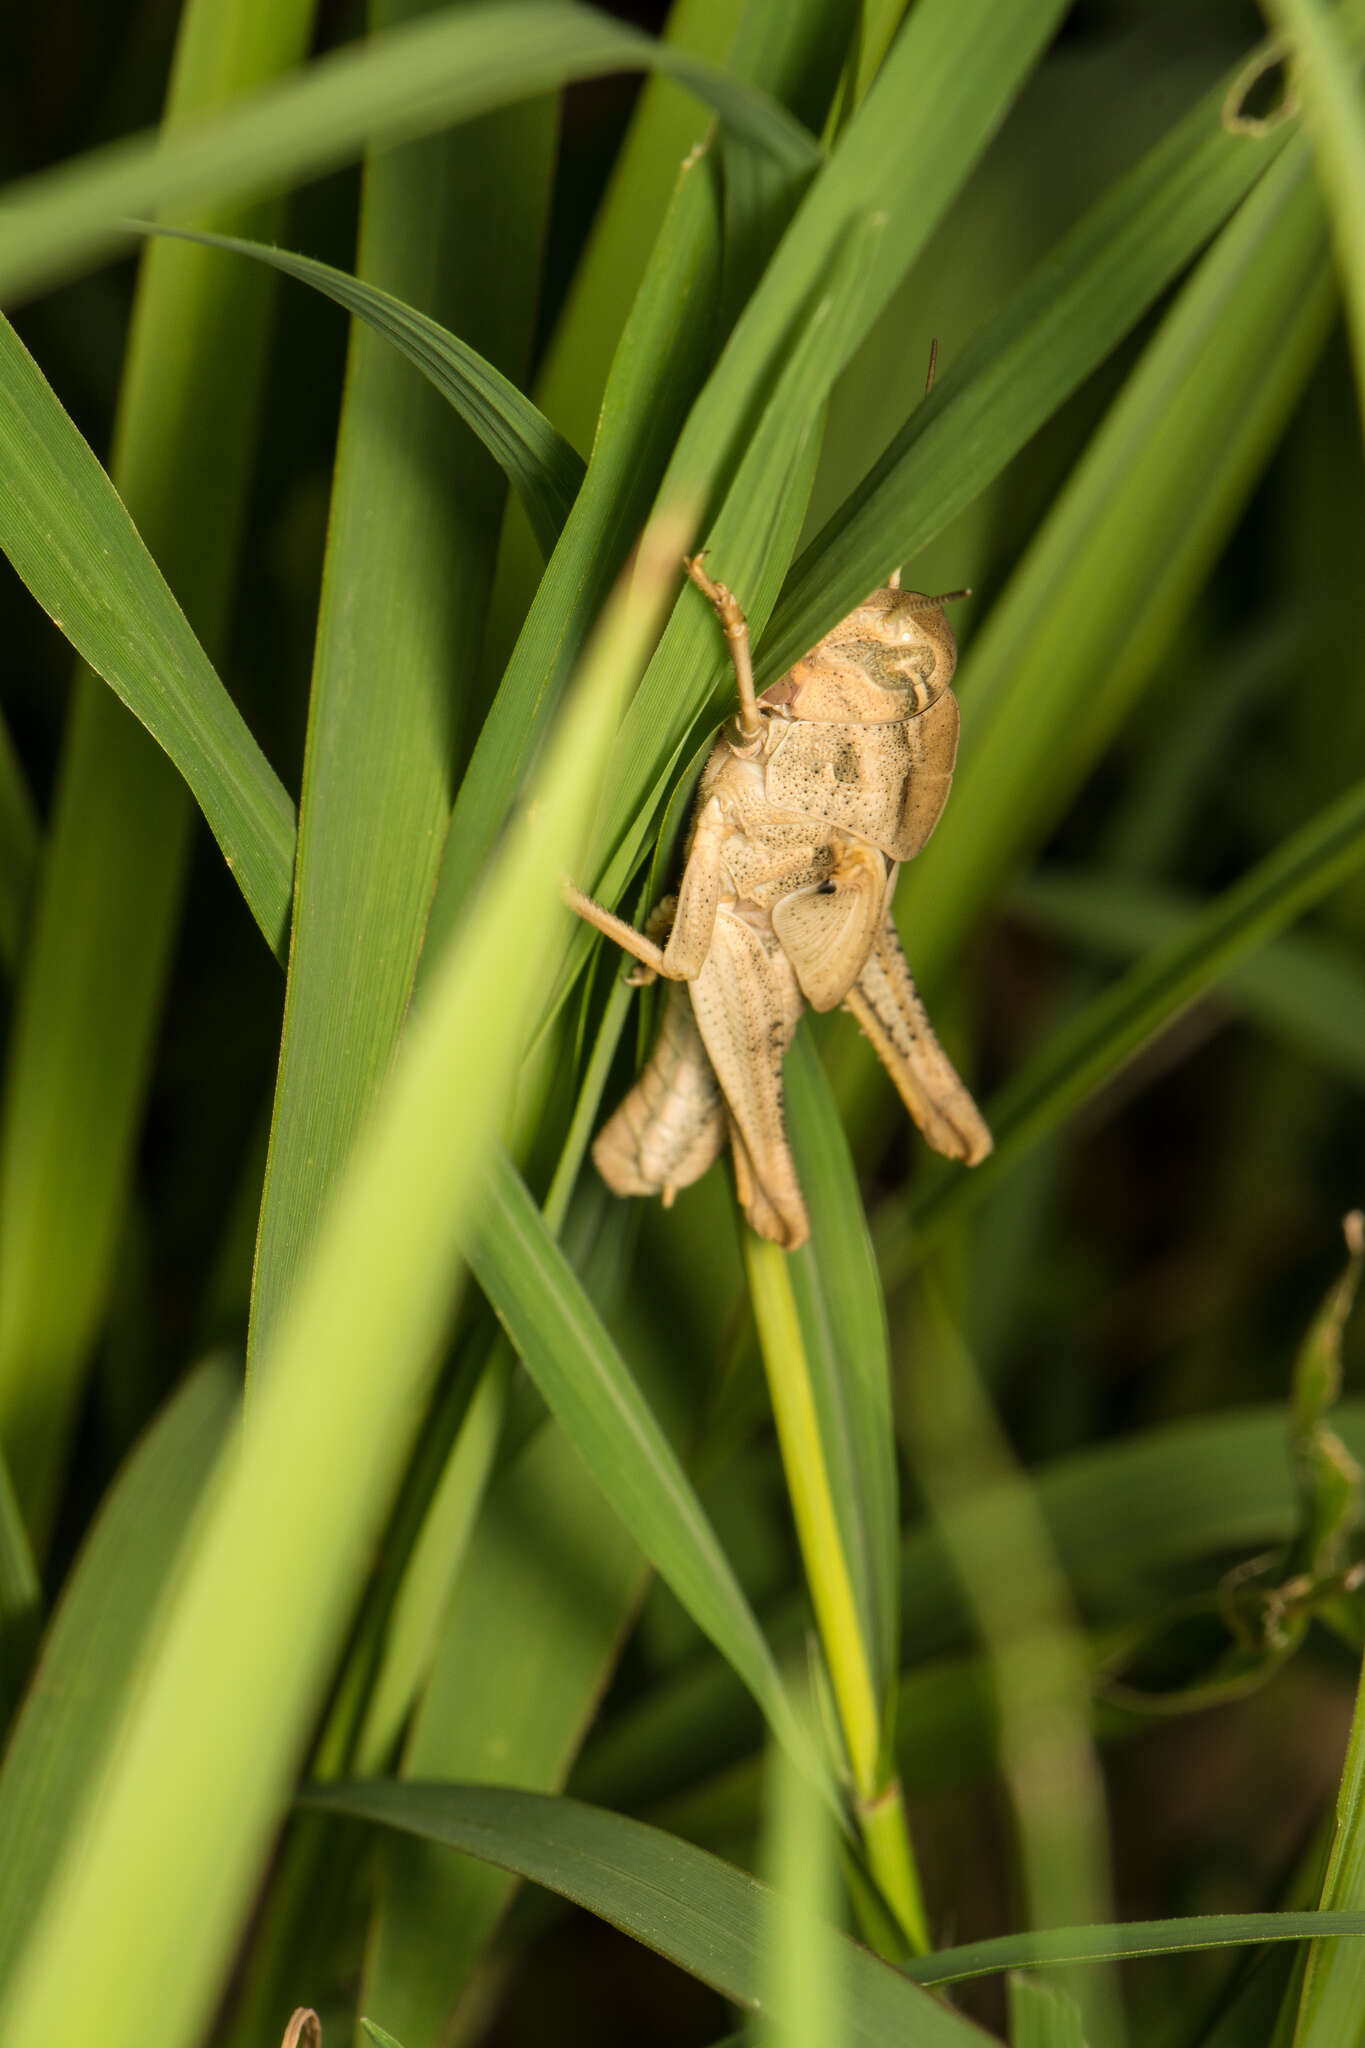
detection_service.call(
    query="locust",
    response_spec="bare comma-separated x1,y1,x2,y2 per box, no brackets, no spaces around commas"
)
566,555,992,1250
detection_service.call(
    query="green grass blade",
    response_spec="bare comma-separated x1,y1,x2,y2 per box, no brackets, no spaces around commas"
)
426,141,725,945
306,1779,987,2047
0,4,818,310
470,1151,798,1753
766,45,1298,674
894,140,1335,998
1288,1662,1365,2042
0,0,317,1550
0,1443,39,1722
0,720,38,979
0,1362,235,1986
1016,868,1365,1088
361,1399,646,2044
911,1913,1365,1987
137,223,583,552
1010,1976,1092,2048
246,9,552,1366
906,1285,1118,2043
908,772,1365,1248
0,517,665,2048
784,1031,898,1703
1262,0,1365,418
762,1718,842,2048
0,314,296,952
583,0,1072,903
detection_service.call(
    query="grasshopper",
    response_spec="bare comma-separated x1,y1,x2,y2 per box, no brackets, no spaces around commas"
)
566,556,991,1250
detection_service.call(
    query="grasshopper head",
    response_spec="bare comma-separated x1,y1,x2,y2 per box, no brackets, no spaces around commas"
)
770,587,957,724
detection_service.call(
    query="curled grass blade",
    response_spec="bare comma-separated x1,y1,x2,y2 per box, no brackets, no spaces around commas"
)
0,3,818,310
305,1779,989,2048
135,223,583,552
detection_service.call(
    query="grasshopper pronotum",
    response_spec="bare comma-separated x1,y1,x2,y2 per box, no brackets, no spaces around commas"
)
567,557,992,1249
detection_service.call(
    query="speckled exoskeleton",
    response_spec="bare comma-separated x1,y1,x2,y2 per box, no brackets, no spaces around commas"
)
566,555,992,1250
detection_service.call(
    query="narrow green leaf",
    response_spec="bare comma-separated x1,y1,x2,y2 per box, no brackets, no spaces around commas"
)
1009,1975,1092,2048
0,516,668,2048
0,1445,39,1726
469,1150,798,1756
0,1362,235,1987
906,1285,1118,2044
766,43,1300,674
1262,0,1365,419
0,0,317,1551
0,720,38,980
587,0,1072,900
0,3,818,309
137,224,583,552
0,314,296,954
246,18,553,1368
784,1030,899,1704
361,2024,406,2048
306,1779,987,2048
908,771,1365,1250
1289,1658,1365,2042
894,138,1335,997
361,1396,646,2045
1014,868,1365,1088
910,1913,1365,1987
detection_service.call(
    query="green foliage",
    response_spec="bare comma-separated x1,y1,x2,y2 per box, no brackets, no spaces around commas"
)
2,3,1365,2046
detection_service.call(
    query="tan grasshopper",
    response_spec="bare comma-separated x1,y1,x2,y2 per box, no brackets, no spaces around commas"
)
566,556,991,1250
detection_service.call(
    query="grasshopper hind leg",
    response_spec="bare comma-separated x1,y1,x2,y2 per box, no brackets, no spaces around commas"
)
689,909,809,1250
592,980,728,1204
844,912,992,1165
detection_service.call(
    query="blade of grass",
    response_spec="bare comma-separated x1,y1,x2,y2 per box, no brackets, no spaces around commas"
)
360,1399,648,2045
1289,1660,1365,2044
247,0,553,1367
1261,0,1365,423
0,720,38,979
911,1914,1365,1987
0,314,296,952
1015,867,1365,1088
764,39,1302,676
212,15,557,2032
903,771,1365,1257
0,0,317,1552
893,142,1335,1000
906,1283,1119,2044
1009,1976,1092,2048
582,0,1072,905
743,1232,925,1953
784,1029,898,1704
0,1360,235,1986
761,1712,843,2048
136,223,583,551
0,513,670,2048
0,1446,39,1725
307,1779,989,2048
469,1150,800,1755
0,3,819,310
